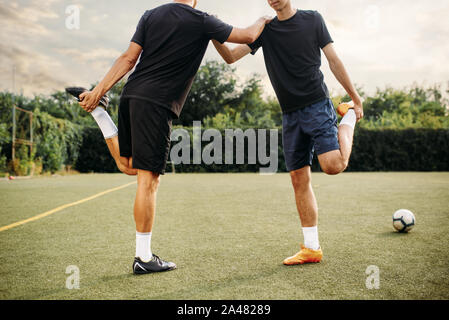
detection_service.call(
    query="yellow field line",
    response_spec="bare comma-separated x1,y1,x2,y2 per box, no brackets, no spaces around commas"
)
0,181,137,233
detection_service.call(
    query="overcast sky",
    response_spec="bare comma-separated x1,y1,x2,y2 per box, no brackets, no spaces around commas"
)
1,0,448,98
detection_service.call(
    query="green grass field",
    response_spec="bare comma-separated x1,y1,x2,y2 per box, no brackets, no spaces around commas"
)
0,172,448,300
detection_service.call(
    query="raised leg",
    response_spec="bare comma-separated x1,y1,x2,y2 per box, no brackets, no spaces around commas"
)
318,124,354,175
105,136,137,176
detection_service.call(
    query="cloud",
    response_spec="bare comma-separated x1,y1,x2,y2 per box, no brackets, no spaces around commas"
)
1,0,448,97
0,0,64,95
0,0,59,36
91,13,109,23
0,44,66,96
57,48,122,63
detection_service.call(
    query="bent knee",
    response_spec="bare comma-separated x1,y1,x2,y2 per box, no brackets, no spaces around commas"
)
321,160,348,175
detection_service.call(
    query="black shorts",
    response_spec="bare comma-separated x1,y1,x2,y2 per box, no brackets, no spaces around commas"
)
118,98,173,174
282,98,340,172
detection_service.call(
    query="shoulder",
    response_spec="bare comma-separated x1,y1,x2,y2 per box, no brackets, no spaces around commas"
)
263,17,277,34
199,10,219,20
134,10,152,28
200,10,229,26
138,8,157,22
142,9,153,18
268,16,279,25
150,3,206,22
299,10,322,20
148,3,172,13
172,3,207,16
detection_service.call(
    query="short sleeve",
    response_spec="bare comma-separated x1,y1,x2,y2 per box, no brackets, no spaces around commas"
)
131,11,150,47
247,34,263,55
316,12,333,48
203,14,233,44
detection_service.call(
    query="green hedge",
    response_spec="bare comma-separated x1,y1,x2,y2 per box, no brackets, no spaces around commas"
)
75,127,449,173
33,110,83,173
349,128,449,171
0,109,84,174
75,127,119,173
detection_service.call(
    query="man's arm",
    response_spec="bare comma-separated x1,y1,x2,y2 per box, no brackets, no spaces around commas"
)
322,43,364,121
212,41,252,64
79,42,143,112
212,16,271,64
226,16,272,44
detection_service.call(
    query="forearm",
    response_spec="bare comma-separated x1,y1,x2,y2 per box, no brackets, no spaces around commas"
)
213,41,252,64
213,40,234,64
246,18,266,43
228,17,268,44
93,55,136,98
329,58,361,103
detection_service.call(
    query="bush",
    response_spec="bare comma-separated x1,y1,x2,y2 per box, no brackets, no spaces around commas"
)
9,158,34,176
33,110,83,173
350,128,449,171
0,123,9,172
75,127,119,173
1,74,448,174
0,155,6,173
74,126,448,173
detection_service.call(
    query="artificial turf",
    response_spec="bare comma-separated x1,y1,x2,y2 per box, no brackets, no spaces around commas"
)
0,172,448,300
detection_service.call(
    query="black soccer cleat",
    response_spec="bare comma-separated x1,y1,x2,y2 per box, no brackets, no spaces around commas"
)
65,86,109,109
132,255,177,275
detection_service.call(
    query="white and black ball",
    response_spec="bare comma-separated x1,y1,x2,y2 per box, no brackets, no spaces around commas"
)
393,209,416,233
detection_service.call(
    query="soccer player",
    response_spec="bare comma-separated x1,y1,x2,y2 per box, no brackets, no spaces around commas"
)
212,0,364,265
75,0,272,274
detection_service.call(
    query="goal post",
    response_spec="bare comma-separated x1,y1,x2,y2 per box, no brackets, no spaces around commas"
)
11,105,34,166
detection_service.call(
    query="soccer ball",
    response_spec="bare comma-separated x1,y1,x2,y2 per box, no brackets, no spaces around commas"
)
393,209,416,233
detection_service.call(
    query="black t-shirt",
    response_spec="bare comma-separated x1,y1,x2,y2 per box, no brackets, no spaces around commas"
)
248,10,333,113
121,3,233,118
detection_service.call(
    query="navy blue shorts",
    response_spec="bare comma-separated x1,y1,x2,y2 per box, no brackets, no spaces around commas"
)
282,98,340,172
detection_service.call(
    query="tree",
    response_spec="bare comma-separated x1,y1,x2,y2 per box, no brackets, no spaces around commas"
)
175,60,238,126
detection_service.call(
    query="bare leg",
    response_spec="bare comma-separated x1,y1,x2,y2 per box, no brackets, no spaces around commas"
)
105,136,137,176
318,124,354,175
282,165,323,264
290,166,318,227
134,170,160,233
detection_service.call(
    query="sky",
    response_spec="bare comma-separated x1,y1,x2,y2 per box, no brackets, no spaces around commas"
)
1,0,448,98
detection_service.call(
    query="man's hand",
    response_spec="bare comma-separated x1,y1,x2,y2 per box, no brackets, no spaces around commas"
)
352,97,364,122
227,16,273,44
76,42,142,113
261,15,273,24
79,90,102,113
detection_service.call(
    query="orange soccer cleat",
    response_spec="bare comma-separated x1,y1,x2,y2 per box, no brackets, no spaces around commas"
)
283,244,323,265
336,101,354,117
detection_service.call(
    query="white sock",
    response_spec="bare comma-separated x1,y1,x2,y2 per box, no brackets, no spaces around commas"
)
339,109,357,130
303,226,320,250
91,107,118,139
136,231,152,262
